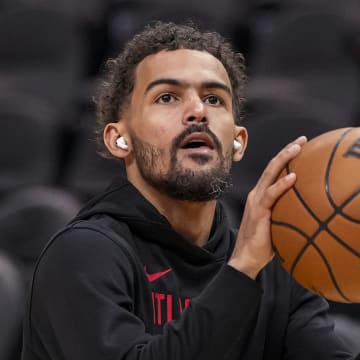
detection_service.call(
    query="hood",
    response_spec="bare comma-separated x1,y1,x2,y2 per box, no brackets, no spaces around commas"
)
72,175,234,263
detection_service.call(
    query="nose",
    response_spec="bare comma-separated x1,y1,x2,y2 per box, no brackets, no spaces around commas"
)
182,94,208,125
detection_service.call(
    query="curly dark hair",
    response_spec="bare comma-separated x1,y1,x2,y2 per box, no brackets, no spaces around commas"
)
94,21,247,158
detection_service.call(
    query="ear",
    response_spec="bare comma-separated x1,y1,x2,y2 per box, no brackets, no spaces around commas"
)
103,121,131,159
233,126,248,162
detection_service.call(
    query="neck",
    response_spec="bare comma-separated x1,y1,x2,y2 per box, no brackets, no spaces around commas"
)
159,197,217,247
128,174,217,247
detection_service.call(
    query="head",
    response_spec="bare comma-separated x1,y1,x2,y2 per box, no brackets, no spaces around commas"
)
96,21,248,201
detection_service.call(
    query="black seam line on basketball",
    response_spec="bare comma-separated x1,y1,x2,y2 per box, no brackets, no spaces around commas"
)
271,220,313,274
279,192,360,274
324,128,354,211
312,219,360,259
345,190,360,222
286,128,357,227
307,240,351,302
289,144,360,257
284,163,358,265
335,188,360,224
275,195,360,288
286,164,322,226
309,191,360,258
272,221,351,302
283,163,323,276
285,171,326,270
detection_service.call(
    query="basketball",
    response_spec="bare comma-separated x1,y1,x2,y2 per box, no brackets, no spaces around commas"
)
271,127,360,303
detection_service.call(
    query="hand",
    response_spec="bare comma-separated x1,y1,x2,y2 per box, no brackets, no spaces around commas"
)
228,136,307,279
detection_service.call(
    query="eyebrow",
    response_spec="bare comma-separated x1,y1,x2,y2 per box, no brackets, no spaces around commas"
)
144,78,232,95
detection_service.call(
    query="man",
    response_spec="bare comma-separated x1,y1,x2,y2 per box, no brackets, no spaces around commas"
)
21,22,354,360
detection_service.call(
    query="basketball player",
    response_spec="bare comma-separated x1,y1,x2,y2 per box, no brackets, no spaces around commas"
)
21,22,355,360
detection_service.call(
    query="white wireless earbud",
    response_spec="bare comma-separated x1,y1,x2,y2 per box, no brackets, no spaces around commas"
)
233,140,242,151
116,136,128,150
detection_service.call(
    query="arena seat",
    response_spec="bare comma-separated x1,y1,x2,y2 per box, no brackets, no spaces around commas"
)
0,95,61,194
0,186,81,360
0,7,86,109
0,186,82,280
248,4,360,114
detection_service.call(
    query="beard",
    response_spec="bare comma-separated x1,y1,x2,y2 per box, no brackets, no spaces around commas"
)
129,124,233,201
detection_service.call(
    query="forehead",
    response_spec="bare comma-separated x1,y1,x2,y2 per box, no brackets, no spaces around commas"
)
134,49,231,91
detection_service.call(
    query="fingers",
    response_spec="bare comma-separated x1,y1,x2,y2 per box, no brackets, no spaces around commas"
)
260,171,296,209
255,135,307,194
229,136,307,278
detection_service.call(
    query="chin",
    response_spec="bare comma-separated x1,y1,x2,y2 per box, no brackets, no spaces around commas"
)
184,153,218,167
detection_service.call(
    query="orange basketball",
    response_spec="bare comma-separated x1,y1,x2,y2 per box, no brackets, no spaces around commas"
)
271,127,360,303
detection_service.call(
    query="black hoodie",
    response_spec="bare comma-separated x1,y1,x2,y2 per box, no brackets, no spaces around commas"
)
21,176,353,360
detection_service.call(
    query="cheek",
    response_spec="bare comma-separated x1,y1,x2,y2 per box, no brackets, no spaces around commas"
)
136,109,181,147
212,119,235,143
214,129,236,157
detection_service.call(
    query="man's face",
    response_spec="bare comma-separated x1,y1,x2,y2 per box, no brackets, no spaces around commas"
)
124,49,240,201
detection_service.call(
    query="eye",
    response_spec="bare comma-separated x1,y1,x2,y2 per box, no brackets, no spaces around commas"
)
204,95,223,106
155,93,177,104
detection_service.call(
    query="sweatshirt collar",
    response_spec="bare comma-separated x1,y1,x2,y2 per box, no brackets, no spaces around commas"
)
73,175,232,263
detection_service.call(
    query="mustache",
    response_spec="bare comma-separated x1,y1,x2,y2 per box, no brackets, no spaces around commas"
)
171,124,222,152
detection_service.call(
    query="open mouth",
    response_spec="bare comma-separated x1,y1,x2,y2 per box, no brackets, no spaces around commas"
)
180,133,215,150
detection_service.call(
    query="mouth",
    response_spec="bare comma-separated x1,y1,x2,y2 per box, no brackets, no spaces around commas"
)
179,132,215,151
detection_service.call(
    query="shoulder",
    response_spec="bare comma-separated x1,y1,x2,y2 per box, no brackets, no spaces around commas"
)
43,217,135,260
32,218,141,290
24,218,148,350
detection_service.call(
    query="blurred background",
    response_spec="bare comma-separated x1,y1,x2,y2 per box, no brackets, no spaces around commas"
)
0,0,359,358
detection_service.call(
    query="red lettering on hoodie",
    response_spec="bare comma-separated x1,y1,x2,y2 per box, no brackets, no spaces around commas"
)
151,291,191,326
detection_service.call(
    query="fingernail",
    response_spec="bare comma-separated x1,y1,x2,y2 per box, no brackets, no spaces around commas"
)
296,135,307,142
286,172,296,181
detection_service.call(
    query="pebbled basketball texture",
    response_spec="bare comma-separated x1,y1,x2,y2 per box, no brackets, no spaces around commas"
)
271,127,360,303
